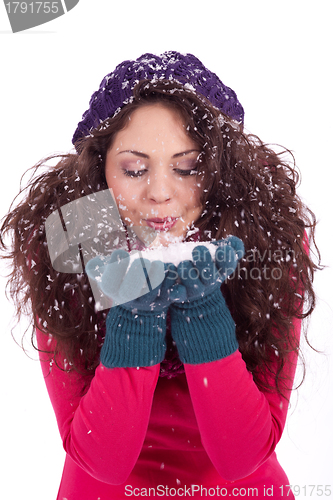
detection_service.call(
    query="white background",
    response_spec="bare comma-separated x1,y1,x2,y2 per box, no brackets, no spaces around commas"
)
0,1,332,498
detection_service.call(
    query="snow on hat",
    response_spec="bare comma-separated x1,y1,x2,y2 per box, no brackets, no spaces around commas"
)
72,51,244,146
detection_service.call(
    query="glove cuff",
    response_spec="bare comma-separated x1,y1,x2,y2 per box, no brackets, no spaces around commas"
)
101,307,167,368
170,289,238,364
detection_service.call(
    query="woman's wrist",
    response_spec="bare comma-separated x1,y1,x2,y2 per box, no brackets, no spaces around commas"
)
101,306,167,368
170,288,238,365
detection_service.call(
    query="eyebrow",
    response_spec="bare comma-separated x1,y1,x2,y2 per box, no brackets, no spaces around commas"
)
117,149,200,159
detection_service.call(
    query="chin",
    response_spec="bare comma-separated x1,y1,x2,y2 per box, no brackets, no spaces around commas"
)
149,232,184,249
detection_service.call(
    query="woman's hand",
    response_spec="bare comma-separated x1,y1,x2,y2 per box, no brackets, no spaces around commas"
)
169,236,244,365
86,249,178,368
86,249,178,312
170,236,244,303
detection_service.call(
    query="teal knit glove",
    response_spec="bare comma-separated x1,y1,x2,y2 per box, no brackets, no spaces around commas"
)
86,250,177,368
169,237,244,364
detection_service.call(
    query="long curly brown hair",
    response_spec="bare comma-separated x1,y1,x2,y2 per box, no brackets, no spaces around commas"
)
0,79,321,394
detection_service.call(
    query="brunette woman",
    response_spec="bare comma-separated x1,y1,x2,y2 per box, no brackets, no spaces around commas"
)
1,51,319,499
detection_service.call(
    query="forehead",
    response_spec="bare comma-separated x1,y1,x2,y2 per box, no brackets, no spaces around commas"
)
111,104,197,153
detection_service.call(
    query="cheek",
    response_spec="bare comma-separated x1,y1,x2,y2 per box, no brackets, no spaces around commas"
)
107,176,136,208
185,180,203,208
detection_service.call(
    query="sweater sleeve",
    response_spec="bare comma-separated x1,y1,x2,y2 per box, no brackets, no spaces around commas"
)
36,328,159,485
184,316,301,482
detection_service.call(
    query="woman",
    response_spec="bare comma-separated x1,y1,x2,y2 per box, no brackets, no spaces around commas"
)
1,51,319,499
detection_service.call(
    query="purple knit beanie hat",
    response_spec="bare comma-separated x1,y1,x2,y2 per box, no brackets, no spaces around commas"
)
72,51,244,146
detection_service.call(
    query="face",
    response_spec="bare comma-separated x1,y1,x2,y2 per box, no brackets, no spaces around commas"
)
105,104,203,246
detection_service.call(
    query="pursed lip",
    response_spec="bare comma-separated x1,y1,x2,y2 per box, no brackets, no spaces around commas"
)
144,217,179,231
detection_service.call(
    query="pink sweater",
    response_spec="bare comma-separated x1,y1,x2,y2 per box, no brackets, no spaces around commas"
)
37,317,299,500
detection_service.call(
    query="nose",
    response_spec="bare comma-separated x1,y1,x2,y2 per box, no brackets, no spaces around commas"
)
146,169,174,204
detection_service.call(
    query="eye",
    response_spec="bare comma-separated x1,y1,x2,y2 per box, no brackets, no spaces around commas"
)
121,160,148,178
123,169,147,178
175,168,197,176
174,160,198,176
